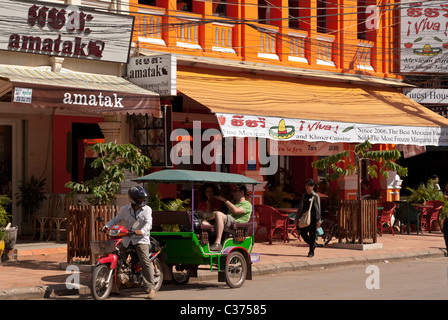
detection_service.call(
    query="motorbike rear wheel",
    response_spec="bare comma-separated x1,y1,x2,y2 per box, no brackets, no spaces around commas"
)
92,264,113,300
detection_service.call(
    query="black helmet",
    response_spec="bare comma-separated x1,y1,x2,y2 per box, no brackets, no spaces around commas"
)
128,186,148,208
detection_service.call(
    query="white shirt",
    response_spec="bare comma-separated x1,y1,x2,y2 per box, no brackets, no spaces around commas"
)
105,204,152,247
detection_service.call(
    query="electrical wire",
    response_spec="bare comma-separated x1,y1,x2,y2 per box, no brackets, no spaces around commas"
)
0,0,442,66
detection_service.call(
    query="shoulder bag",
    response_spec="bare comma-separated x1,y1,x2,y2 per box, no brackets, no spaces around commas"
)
298,196,314,229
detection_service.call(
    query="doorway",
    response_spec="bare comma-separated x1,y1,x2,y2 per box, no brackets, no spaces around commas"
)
71,123,104,183
0,120,23,226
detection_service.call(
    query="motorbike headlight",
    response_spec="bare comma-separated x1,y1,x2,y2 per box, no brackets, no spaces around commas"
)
109,229,119,236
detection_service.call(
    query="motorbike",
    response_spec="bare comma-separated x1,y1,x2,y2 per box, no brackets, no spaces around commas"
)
90,217,164,300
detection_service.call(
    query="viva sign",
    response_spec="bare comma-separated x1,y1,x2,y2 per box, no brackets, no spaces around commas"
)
0,0,134,63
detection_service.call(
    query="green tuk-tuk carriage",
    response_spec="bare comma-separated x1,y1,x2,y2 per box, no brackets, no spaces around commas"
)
134,169,261,289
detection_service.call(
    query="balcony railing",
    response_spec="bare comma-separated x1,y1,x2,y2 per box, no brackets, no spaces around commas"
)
212,22,236,54
136,8,165,46
131,4,390,76
256,25,279,60
357,41,374,71
287,30,308,64
316,33,335,67
176,13,202,50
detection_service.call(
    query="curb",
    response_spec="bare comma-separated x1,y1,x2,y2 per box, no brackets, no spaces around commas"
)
1,249,445,300
0,283,91,300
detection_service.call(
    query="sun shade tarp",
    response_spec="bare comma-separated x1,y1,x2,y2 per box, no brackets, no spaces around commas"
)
134,169,261,185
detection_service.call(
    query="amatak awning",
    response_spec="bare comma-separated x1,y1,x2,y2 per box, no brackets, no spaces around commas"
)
0,65,160,116
176,67,448,146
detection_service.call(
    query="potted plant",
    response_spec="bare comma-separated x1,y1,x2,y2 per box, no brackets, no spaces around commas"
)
263,186,295,208
146,183,190,232
16,176,47,235
65,142,152,205
0,228,5,262
405,179,448,230
312,140,408,200
0,195,12,261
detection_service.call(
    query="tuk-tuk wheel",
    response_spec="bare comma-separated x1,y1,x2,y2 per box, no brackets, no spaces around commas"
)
172,265,191,285
225,251,247,288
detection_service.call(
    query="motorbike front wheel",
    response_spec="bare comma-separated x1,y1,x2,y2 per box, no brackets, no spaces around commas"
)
91,264,114,300
153,258,164,291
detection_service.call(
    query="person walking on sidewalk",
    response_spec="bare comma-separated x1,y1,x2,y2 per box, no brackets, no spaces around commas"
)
297,179,321,258
104,186,156,299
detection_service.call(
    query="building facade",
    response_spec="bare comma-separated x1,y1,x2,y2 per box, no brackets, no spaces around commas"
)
0,0,160,234
129,0,448,203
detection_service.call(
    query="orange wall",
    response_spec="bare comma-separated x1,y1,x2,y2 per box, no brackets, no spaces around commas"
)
131,0,400,80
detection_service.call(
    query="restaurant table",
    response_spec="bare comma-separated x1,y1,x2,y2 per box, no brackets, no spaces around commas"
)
277,208,298,218
394,200,425,235
277,208,299,240
412,203,431,233
394,200,410,234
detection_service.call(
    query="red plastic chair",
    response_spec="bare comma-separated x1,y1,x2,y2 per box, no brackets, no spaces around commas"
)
254,205,289,244
378,201,396,236
424,200,444,232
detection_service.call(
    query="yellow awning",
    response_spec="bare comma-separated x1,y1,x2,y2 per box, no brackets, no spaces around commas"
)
177,67,448,146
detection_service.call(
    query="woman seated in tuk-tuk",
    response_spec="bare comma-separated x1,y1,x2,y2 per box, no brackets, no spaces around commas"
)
197,183,224,216
202,184,252,251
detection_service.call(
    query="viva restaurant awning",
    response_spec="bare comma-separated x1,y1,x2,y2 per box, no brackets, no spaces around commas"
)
177,67,448,146
0,65,160,116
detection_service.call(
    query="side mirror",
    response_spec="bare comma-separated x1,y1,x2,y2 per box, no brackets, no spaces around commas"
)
96,216,105,223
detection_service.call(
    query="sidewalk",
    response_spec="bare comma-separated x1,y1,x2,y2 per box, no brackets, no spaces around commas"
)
0,232,446,300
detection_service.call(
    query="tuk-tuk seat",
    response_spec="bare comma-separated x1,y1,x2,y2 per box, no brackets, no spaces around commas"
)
229,222,253,242
152,210,215,244
152,211,191,231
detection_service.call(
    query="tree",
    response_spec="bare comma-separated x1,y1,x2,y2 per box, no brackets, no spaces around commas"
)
311,140,408,200
65,142,151,205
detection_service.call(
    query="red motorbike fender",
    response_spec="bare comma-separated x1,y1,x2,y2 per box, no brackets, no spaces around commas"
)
97,254,118,270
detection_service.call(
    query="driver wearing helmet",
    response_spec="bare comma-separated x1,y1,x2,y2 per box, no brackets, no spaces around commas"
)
104,186,156,299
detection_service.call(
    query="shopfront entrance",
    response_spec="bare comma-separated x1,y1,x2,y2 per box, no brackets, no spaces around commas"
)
0,119,23,226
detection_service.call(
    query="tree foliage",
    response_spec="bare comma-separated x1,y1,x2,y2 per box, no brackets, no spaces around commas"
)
65,142,151,205
312,140,408,199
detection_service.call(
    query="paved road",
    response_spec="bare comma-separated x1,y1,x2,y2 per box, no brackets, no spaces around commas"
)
52,256,448,301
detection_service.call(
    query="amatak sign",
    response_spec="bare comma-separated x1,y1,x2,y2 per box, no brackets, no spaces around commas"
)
0,0,134,63
127,54,177,96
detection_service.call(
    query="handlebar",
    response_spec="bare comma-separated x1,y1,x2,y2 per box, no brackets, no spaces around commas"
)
97,216,138,237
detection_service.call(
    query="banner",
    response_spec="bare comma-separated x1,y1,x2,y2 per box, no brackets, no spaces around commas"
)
400,1,448,73
12,84,160,116
269,140,344,156
215,113,448,146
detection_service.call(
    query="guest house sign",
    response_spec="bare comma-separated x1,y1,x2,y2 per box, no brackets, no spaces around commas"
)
215,113,448,146
0,0,134,63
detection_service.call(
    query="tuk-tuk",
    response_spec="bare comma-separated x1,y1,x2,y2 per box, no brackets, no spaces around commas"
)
134,169,261,289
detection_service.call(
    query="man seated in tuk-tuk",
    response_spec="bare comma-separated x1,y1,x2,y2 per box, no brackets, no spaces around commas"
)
202,184,252,251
